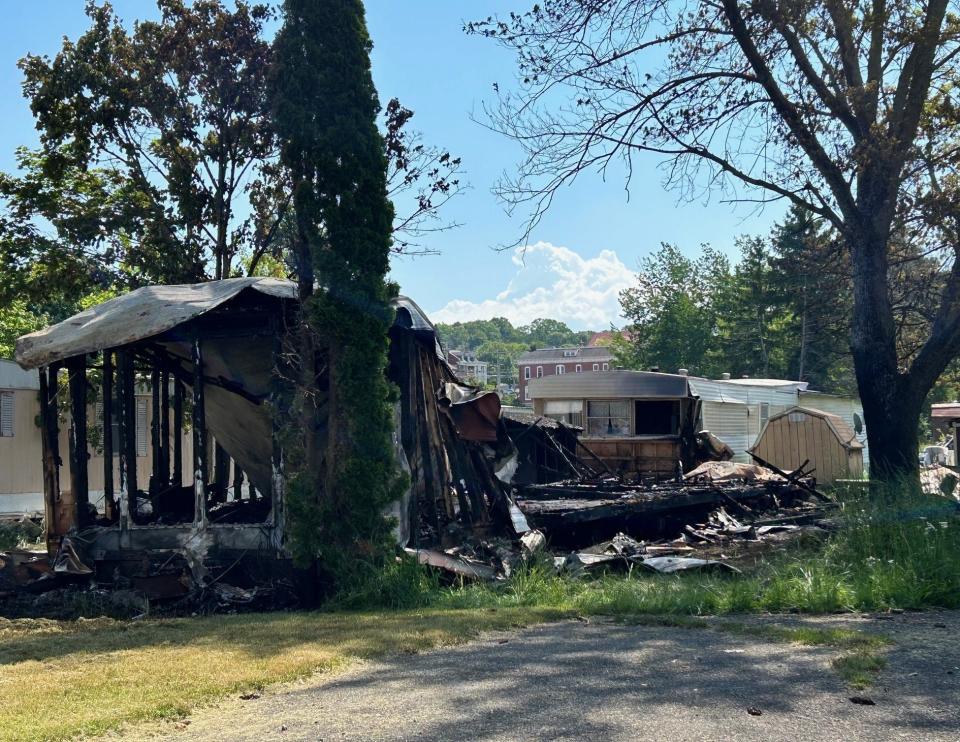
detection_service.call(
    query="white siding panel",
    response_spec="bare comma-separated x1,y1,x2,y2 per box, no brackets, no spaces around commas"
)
701,401,752,462
0,360,40,391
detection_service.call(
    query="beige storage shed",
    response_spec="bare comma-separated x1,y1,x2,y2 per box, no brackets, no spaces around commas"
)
750,406,864,484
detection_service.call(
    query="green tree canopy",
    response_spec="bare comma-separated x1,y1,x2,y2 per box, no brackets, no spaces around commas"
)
617,244,730,376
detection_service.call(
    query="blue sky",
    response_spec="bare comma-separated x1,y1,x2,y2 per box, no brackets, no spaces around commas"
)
0,1,785,330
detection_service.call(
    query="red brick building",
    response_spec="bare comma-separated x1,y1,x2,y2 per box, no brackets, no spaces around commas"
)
516,346,614,405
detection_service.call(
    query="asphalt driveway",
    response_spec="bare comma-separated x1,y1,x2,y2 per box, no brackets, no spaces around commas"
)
148,611,960,742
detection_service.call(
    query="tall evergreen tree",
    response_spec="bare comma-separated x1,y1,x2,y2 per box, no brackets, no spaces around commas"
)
768,207,855,392
273,0,404,588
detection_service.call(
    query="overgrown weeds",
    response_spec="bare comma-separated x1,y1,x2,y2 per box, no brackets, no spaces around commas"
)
0,518,42,551
343,482,960,616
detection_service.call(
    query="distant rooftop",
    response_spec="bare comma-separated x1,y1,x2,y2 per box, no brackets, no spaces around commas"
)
518,346,614,364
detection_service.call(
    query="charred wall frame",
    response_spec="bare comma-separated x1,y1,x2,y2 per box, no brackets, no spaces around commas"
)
36,320,288,556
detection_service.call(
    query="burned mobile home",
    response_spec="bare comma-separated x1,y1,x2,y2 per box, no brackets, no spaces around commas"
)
12,278,561,593
524,371,721,478
8,278,836,600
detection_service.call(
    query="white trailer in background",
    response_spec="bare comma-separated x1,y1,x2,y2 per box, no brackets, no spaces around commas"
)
687,378,806,464
688,378,867,470
528,369,869,473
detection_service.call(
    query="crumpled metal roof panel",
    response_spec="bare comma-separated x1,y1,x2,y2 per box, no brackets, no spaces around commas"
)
16,277,297,369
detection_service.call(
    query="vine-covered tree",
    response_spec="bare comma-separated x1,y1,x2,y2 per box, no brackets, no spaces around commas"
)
273,0,405,587
470,1,960,480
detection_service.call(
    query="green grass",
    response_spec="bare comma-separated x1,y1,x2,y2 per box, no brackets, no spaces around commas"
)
832,650,888,689
2,485,949,739
0,607,569,742
365,485,960,617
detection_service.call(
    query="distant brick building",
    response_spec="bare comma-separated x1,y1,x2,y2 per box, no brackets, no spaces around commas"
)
516,346,614,405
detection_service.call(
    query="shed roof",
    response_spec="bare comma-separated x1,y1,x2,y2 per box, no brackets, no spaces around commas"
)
15,277,297,370
527,370,690,400
932,403,960,420
759,406,863,450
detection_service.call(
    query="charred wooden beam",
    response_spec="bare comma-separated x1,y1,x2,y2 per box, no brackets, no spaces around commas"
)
117,349,137,526
212,441,230,504
191,336,207,525
39,365,62,552
150,367,161,491
160,366,170,487
172,378,183,487
66,355,89,515
102,351,116,521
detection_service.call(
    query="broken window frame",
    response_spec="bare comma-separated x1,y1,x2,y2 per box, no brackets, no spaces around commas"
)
544,400,583,428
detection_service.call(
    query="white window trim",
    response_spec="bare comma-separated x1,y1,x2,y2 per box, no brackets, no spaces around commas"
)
523,366,531,380
524,387,531,401
592,363,599,371
556,365,565,375
575,364,582,373
602,363,609,371
536,366,543,378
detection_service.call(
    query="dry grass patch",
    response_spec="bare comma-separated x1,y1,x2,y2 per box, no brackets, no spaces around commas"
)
0,607,568,742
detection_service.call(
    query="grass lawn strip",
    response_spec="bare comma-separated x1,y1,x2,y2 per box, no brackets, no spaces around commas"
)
0,607,569,742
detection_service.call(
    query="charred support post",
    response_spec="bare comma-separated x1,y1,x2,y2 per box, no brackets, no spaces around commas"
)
172,378,183,487
66,355,89,521
117,349,137,528
192,337,207,527
102,351,116,521
38,365,62,553
160,366,170,487
150,367,161,492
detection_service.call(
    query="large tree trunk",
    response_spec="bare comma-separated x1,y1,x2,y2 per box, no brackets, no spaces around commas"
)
848,226,923,481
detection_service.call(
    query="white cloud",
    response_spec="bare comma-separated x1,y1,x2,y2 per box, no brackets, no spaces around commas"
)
430,241,636,330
